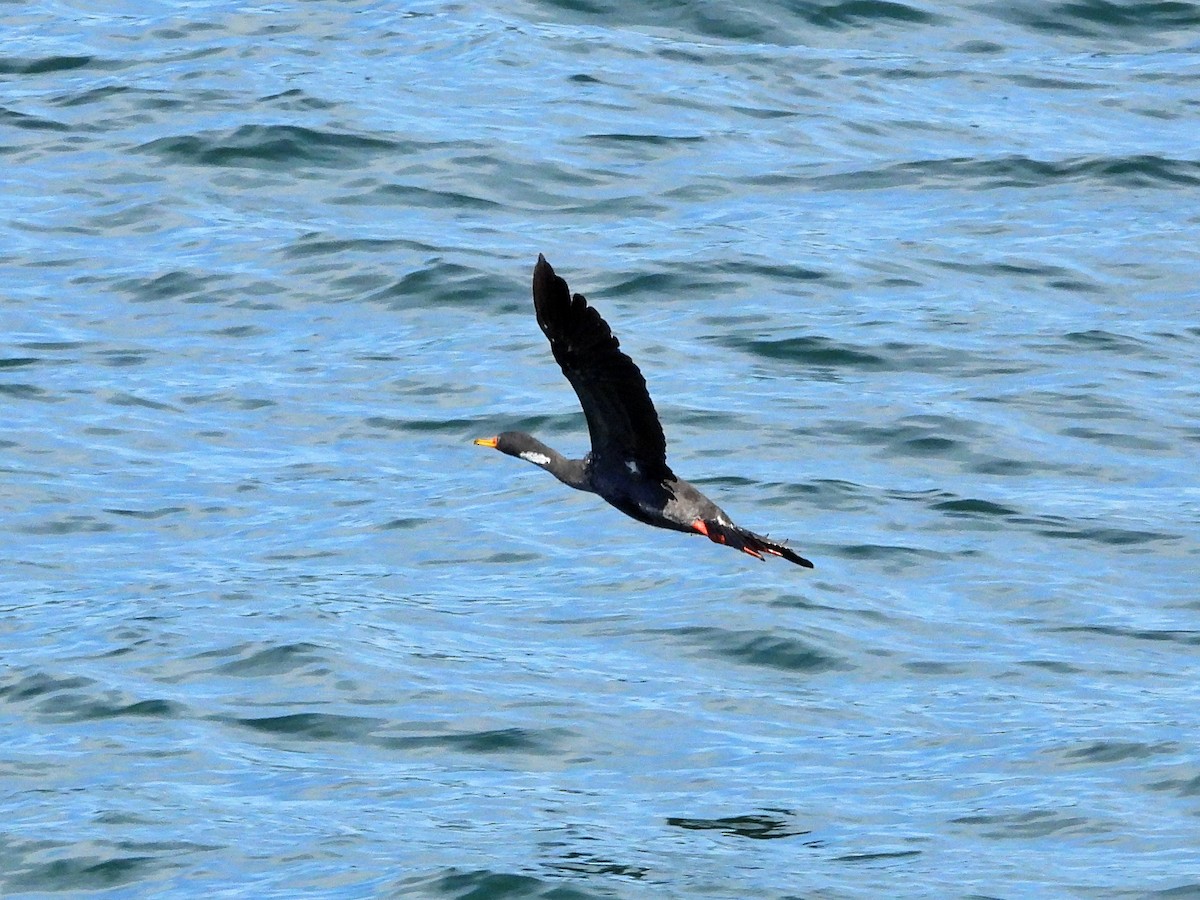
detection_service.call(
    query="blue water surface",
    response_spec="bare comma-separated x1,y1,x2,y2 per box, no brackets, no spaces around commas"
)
3,1,1199,897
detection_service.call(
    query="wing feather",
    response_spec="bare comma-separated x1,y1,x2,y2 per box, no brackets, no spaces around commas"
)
532,255,671,480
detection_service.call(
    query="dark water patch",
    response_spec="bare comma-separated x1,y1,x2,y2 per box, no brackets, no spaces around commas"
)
672,409,743,431
794,0,945,28
360,262,512,308
1058,740,1178,765
381,517,424,530
898,435,961,457
483,551,544,564
212,642,326,677
731,103,801,120
282,233,438,260
835,419,972,461
808,154,1200,191
805,479,879,509
180,393,276,411
671,627,845,674
116,269,228,304
550,0,943,40
1023,659,1085,675
991,1,1200,41
904,660,969,676
18,341,86,351
234,712,382,742
950,808,1098,839
366,415,479,433
956,39,1006,53
139,125,398,170
839,543,936,563
358,182,502,211
733,335,887,369
1049,625,1200,646
604,270,734,299
1058,425,1170,452
1148,772,1200,798
1027,520,1175,547
834,849,923,863
562,194,668,216
106,392,179,412
587,132,705,146
19,515,114,535
259,87,336,112
691,473,773,491
931,498,1020,517
1,672,94,704
1061,329,1152,355
711,259,828,282
0,383,52,401
3,853,160,893
208,324,265,338
381,727,558,755
546,852,650,879
0,107,71,132
931,257,1075,282
0,55,100,76
104,507,187,520
667,808,811,840
1145,882,1200,898
984,388,1140,424
34,690,182,723
403,868,608,899
232,713,560,755
0,357,40,369
97,350,153,368
728,335,969,375
48,84,136,108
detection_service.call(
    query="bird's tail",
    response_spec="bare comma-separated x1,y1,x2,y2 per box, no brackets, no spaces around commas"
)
696,520,814,568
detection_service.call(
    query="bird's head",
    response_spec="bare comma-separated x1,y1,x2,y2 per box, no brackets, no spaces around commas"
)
473,431,554,466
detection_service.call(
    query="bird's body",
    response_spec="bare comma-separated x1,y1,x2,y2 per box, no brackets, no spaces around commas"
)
475,255,813,568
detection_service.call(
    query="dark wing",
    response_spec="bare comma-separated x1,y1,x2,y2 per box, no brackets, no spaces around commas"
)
532,254,671,480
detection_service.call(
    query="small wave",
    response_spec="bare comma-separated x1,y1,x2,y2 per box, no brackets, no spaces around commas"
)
793,0,945,29
1059,739,1178,765
359,261,514,308
0,671,183,722
805,154,1200,191
401,868,612,898
950,807,1099,839
4,852,159,893
993,0,1200,41
670,626,846,673
206,642,327,677
0,55,99,76
116,269,228,304
232,713,562,755
139,124,399,170
542,0,944,42
0,107,71,132
930,498,1020,517
668,808,811,840
1050,624,1200,646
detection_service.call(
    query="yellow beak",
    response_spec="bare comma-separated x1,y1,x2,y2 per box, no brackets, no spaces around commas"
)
473,436,499,448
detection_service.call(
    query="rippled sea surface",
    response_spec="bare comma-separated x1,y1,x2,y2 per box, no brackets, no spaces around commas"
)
4,1,1200,897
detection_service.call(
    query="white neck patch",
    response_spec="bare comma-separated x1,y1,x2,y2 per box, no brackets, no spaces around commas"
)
520,450,551,466
625,460,640,475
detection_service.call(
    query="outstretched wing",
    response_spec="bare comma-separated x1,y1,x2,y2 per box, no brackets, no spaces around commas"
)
532,254,671,480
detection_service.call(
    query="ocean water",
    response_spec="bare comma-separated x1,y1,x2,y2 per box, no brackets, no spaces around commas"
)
3,1,1199,897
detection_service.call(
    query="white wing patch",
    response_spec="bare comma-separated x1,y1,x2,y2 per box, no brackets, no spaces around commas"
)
625,460,640,475
520,450,551,466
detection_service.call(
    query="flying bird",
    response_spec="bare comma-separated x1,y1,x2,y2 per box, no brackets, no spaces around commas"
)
474,255,812,567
